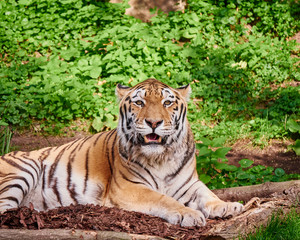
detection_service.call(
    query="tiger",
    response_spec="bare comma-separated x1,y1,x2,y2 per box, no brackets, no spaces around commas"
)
0,79,243,227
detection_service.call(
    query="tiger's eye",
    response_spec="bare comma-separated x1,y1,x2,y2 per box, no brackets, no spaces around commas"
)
135,100,144,106
164,100,172,106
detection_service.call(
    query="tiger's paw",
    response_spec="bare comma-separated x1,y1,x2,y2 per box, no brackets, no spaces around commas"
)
166,207,206,227
206,200,244,219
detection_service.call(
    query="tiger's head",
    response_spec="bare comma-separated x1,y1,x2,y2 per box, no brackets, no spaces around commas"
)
116,79,192,162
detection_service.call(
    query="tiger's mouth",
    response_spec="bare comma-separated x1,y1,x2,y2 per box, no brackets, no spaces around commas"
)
144,133,162,144
136,133,166,145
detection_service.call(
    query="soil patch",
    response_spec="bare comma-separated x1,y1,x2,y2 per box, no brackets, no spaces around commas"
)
227,139,300,174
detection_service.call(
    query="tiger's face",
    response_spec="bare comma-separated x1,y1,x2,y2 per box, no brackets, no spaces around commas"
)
116,79,191,158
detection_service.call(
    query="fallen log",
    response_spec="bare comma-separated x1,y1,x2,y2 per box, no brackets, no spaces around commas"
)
212,180,300,202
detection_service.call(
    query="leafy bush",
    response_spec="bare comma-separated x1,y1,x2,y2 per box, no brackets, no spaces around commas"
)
196,137,299,189
0,0,299,144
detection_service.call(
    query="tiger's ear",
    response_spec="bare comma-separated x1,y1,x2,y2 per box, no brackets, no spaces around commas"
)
176,84,191,101
116,83,131,101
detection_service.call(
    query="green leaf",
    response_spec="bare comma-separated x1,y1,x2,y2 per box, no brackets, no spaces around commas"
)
199,174,211,184
274,168,285,177
287,119,300,133
197,146,212,156
90,67,102,79
77,59,89,71
198,137,211,146
214,162,238,171
92,117,104,132
237,172,251,180
210,137,227,147
212,147,231,159
0,121,8,126
103,113,118,129
18,0,32,5
291,139,300,156
238,159,254,168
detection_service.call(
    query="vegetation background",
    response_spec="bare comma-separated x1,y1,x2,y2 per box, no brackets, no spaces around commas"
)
0,0,299,188
0,1,299,238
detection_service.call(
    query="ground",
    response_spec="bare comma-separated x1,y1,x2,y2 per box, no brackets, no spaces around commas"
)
10,129,300,175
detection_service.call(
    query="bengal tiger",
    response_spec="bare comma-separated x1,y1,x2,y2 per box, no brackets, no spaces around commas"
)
0,79,243,227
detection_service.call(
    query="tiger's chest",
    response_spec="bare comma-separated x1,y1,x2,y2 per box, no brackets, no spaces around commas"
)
124,153,194,197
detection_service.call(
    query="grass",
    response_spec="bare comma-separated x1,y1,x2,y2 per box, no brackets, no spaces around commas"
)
240,208,300,240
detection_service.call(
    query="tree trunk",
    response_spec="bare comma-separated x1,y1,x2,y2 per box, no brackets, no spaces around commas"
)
212,180,300,202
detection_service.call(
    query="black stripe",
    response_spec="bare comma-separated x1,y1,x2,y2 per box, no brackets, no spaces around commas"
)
178,103,184,123
64,136,83,200
184,190,198,207
165,138,195,182
1,156,36,187
38,148,51,162
0,184,26,197
78,136,93,151
83,147,90,194
132,160,159,190
67,150,78,204
66,138,81,150
21,154,41,173
177,84,189,90
128,161,158,189
52,178,62,206
105,130,117,173
171,171,194,198
68,183,78,204
119,170,146,186
117,83,130,89
48,146,67,185
123,164,153,188
0,196,19,205
177,180,199,201
182,106,187,124
93,132,106,146
119,108,129,141
11,156,39,185
2,176,30,190
42,164,47,191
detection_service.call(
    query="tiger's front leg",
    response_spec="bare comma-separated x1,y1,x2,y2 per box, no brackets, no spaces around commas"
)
179,180,244,219
106,179,207,227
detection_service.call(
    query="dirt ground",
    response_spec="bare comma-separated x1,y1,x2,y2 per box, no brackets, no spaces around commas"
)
10,130,300,175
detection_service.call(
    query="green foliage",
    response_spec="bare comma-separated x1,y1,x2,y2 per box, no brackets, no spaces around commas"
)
287,119,300,155
196,137,299,189
240,208,300,240
0,0,299,143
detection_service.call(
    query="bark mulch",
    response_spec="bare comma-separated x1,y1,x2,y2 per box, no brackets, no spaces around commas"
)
0,204,225,239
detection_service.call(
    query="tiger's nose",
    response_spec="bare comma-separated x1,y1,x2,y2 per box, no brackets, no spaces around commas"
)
145,119,163,129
